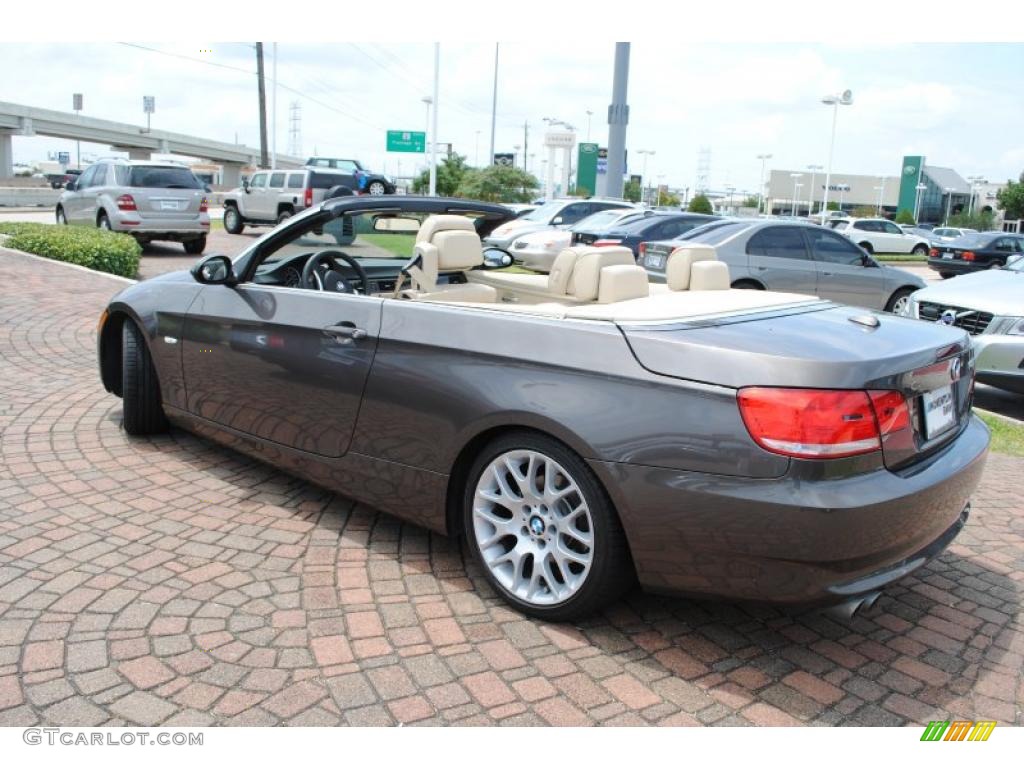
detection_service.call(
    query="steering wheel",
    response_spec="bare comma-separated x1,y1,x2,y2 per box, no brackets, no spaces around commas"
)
300,249,369,294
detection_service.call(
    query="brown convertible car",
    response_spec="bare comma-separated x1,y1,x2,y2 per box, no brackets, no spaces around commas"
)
97,196,989,621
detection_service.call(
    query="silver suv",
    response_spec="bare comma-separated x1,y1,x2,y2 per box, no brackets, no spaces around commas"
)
56,160,210,254
222,168,358,234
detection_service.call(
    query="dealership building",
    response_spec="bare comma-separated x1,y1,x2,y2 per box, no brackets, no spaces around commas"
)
765,156,979,223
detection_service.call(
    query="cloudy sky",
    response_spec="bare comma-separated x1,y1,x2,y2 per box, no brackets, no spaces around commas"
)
2,41,1022,192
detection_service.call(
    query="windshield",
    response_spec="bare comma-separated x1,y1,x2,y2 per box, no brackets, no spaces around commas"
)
677,220,750,245
1006,254,1024,273
949,233,997,247
118,166,203,189
520,201,565,222
570,209,632,233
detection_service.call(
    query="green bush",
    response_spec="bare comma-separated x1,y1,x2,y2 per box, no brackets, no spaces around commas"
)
687,194,713,214
894,209,916,225
0,222,141,278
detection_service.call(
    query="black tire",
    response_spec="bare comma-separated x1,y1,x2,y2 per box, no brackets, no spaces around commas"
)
121,320,168,436
367,180,387,196
885,287,915,314
732,279,764,290
462,431,633,622
55,206,67,225
97,211,111,231
223,205,244,235
940,272,954,279
184,236,207,255
858,242,874,255
911,244,929,257
276,209,293,225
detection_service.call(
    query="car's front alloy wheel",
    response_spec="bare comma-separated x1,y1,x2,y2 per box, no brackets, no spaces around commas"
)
367,181,387,196
464,433,631,620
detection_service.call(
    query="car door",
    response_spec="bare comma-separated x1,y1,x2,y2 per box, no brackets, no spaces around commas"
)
64,164,95,223
180,220,383,457
73,164,104,224
246,172,269,219
880,220,911,253
744,225,818,295
805,227,889,309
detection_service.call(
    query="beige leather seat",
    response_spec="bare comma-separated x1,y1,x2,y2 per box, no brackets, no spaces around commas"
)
406,215,498,303
665,245,730,290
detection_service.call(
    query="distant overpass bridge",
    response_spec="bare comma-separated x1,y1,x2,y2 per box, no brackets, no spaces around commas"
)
0,101,304,185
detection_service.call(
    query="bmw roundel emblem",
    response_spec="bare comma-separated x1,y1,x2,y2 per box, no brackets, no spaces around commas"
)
939,309,957,326
904,165,917,175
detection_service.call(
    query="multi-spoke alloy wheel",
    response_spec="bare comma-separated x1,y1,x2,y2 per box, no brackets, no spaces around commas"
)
464,433,631,620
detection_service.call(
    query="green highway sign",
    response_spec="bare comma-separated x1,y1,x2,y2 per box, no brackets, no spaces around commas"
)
386,130,426,153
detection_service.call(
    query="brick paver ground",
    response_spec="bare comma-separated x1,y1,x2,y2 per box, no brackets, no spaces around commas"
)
1,247,1022,727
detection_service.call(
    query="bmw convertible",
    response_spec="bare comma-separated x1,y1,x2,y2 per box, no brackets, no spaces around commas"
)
97,195,989,621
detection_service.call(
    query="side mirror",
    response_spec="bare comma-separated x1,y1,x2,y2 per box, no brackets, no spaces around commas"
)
551,216,564,226
65,180,77,191
191,254,235,285
243,181,250,193
482,247,514,269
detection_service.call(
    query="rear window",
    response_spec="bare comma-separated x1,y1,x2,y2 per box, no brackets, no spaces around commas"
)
286,173,304,189
269,172,286,188
119,166,203,189
678,220,750,245
616,215,674,234
951,233,997,247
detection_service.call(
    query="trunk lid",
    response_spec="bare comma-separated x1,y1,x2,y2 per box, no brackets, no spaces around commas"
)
126,166,205,220
619,304,974,468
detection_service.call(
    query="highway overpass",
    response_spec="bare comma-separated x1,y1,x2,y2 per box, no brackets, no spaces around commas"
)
0,100,304,185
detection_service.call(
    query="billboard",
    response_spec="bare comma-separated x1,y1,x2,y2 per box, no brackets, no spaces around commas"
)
493,152,515,167
897,155,925,216
576,143,599,196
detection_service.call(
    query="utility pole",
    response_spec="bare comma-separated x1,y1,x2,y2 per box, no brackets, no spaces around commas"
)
271,43,278,169
489,44,499,167
523,121,529,171
256,42,269,168
429,43,439,196
605,43,630,199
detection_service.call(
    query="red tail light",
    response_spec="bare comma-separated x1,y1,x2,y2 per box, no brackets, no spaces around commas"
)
961,251,975,261
116,194,137,211
304,187,313,207
737,387,909,460
929,248,938,257
199,197,209,213
592,239,622,247
638,242,648,257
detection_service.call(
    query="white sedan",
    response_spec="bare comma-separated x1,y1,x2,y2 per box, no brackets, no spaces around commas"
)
510,208,640,271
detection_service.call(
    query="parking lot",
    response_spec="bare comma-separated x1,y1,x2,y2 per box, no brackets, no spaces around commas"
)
0,245,1022,727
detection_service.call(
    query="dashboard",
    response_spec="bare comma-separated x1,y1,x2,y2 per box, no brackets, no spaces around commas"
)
253,252,467,294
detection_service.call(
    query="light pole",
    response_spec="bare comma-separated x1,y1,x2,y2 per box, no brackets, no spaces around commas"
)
819,89,853,219
429,43,439,195
944,186,954,225
806,164,822,215
790,173,803,216
657,174,665,206
72,93,83,169
585,110,593,142
756,153,772,215
966,175,985,216
725,185,735,213
638,149,655,205
914,182,927,223
474,130,480,167
874,176,888,215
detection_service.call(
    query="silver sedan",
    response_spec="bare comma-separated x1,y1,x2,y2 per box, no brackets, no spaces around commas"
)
901,253,1024,394
641,219,926,313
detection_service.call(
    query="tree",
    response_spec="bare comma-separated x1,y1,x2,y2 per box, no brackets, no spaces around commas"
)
454,164,539,203
851,205,876,218
654,190,681,208
826,201,840,211
623,180,642,203
948,209,996,231
742,196,760,208
411,153,469,197
687,194,713,214
996,175,1024,220
894,209,916,225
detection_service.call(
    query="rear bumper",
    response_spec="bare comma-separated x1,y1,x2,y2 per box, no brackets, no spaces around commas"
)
110,210,210,237
589,414,989,605
974,334,1024,393
927,257,981,275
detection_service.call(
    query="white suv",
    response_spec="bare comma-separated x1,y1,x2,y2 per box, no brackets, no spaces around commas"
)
831,218,930,256
483,198,638,250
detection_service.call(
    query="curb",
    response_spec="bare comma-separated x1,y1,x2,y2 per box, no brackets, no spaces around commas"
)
0,241,137,286
974,407,1024,427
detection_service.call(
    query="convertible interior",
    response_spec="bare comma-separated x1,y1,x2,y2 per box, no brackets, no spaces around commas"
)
255,213,822,324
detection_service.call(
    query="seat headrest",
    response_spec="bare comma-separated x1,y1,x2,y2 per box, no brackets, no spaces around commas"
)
548,245,635,301
433,229,482,271
597,264,650,304
689,260,730,290
416,214,476,244
666,245,717,291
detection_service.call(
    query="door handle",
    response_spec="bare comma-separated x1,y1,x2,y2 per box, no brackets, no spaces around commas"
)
323,324,367,341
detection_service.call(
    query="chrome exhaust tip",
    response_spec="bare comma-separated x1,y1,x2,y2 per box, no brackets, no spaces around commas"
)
824,590,883,621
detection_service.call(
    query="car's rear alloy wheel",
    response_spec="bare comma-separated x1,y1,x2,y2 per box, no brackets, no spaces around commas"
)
367,181,387,196
912,244,929,256
465,433,631,620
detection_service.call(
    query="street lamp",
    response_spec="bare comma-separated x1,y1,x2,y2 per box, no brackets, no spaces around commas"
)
585,110,593,142
790,173,803,216
806,164,823,216
914,182,927,223
756,153,772,215
657,174,665,206
874,176,889,215
819,89,853,219
966,175,985,216
944,186,954,225
421,95,433,165
637,149,655,205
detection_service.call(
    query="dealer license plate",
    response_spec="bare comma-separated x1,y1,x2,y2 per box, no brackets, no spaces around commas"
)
941,251,954,259
161,200,180,210
645,254,666,269
922,385,956,439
